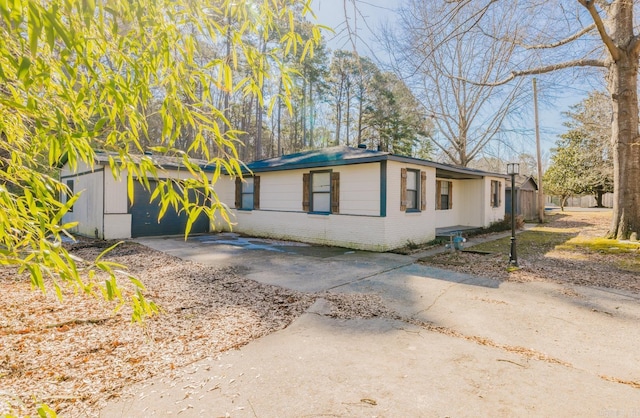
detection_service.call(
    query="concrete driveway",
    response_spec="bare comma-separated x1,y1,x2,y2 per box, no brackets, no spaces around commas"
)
102,233,640,417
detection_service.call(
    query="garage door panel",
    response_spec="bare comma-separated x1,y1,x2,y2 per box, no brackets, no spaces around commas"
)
130,181,210,238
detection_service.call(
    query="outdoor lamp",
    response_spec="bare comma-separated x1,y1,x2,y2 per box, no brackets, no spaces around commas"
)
507,163,519,266
507,163,520,175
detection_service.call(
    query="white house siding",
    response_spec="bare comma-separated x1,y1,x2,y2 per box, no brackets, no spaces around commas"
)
217,163,387,250
456,179,484,227
102,167,132,239
383,161,438,249
60,161,104,238
234,210,388,251
213,160,505,251
336,164,380,216
256,170,302,211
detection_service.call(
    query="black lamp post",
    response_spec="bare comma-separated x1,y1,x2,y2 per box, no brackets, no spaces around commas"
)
507,163,520,267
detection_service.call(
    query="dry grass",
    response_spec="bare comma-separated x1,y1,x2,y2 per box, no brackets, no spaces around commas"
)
420,211,640,293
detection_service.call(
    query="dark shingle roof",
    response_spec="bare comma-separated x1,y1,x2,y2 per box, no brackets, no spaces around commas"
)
246,146,388,172
243,146,507,179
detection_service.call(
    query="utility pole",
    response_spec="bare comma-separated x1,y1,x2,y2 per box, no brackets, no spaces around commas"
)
533,78,544,223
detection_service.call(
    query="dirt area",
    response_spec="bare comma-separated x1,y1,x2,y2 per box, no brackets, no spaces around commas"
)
420,211,640,293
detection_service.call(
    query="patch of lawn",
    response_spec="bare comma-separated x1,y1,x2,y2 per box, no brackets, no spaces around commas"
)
556,237,640,254
468,228,578,258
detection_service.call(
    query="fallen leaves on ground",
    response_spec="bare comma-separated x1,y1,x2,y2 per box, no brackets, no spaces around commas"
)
421,211,640,293
0,242,315,417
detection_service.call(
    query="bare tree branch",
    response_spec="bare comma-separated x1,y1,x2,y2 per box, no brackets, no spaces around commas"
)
461,59,606,87
525,23,597,49
578,0,621,61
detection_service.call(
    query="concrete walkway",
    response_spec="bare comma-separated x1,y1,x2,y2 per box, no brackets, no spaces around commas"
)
101,233,640,417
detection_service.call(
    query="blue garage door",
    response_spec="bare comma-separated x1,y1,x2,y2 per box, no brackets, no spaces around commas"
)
130,181,210,238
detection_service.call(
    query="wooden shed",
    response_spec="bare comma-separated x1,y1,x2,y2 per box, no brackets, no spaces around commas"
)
505,176,539,221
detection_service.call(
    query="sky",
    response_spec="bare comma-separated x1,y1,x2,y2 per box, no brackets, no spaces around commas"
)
310,0,594,163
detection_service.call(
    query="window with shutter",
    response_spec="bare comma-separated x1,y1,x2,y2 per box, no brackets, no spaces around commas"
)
491,180,501,208
234,177,242,208
253,176,260,210
304,171,339,214
310,171,331,213
420,171,427,211
400,168,407,211
436,180,453,210
235,176,259,210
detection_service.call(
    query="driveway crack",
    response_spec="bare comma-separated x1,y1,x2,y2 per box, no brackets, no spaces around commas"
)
325,261,415,291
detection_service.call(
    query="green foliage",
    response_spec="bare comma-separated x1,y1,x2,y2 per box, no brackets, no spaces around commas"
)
544,91,613,208
363,71,433,157
0,0,321,321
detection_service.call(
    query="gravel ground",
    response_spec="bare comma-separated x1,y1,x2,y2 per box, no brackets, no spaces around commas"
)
421,211,640,293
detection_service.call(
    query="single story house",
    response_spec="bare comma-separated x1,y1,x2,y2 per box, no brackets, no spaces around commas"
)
505,175,539,221
59,152,212,239
214,146,508,251
59,146,508,249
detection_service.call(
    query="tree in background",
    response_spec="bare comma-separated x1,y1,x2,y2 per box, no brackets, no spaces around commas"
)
438,0,640,239
0,0,321,319
544,132,592,210
384,0,526,167
545,92,613,208
562,91,613,207
363,71,433,157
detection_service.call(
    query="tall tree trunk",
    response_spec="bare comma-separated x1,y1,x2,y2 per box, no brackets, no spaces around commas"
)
607,3,640,239
357,92,363,145
609,56,640,238
256,96,262,160
277,80,282,156
335,103,342,145
309,79,314,149
345,88,351,146
302,77,307,148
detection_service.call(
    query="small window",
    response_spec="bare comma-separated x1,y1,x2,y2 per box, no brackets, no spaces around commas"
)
242,177,254,209
491,180,501,208
303,171,339,214
235,176,260,210
66,179,74,212
406,169,419,210
311,171,331,213
436,180,452,210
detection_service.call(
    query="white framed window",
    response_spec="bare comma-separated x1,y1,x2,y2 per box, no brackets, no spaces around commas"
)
235,176,260,210
436,180,452,210
311,171,331,213
406,169,419,210
242,177,254,209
